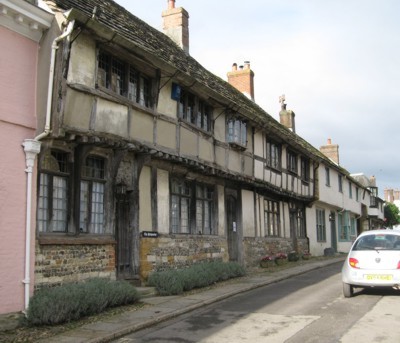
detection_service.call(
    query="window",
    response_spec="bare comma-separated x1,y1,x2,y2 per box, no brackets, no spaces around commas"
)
266,141,281,171
38,151,69,232
338,211,351,241
196,184,214,235
227,118,247,147
356,187,359,201
338,175,343,193
264,199,280,237
296,208,306,238
171,178,215,234
80,156,106,233
287,150,297,174
316,208,326,242
178,88,211,131
325,167,330,186
348,181,352,199
300,157,310,182
97,50,152,108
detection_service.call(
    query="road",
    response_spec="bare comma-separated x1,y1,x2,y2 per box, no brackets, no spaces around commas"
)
114,262,400,342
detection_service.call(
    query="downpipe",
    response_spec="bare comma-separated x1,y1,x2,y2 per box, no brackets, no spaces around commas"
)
35,20,75,141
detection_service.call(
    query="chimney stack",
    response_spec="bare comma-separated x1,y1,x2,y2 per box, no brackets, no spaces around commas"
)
227,61,255,101
162,0,189,54
278,95,296,133
320,138,340,164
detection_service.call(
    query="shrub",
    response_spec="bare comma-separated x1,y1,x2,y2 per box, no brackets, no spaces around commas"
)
26,278,140,326
147,261,245,296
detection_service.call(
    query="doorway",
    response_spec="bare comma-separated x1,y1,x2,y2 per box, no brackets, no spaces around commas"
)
115,191,133,279
226,190,239,262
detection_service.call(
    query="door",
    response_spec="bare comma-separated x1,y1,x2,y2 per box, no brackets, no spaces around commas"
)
226,192,238,262
116,192,133,279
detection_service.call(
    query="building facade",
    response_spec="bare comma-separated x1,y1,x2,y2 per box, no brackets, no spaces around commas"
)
0,0,53,315
31,0,327,289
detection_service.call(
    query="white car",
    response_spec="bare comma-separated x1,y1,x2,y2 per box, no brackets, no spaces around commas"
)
341,229,400,297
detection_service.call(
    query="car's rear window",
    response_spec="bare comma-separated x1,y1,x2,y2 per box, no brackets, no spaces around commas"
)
353,234,400,251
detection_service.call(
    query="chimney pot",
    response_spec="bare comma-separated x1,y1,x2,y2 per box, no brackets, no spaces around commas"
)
327,138,332,145
244,61,250,69
232,63,237,71
168,0,175,9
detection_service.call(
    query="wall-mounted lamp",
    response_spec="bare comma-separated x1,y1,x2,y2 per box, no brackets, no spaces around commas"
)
116,183,127,195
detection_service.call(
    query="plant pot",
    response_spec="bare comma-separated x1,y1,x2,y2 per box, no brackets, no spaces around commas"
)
302,254,311,260
288,252,299,262
275,258,288,266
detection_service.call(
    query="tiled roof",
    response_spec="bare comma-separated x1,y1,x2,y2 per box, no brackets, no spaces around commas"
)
45,0,346,171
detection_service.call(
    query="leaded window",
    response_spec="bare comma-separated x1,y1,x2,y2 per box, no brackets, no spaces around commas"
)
80,156,106,234
227,118,247,147
178,89,212,132
287,150,297,174
266,141,281,171
97,50,152,108
37,151,69,232
170,178,215,234
264,199,280,237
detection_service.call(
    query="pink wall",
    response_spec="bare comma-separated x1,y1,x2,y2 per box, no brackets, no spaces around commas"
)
0,26,39,314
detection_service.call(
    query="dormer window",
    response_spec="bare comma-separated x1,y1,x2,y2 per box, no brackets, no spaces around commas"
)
227,117,247,149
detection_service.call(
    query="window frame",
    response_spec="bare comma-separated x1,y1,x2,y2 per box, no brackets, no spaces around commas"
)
79,155,106,234
300,157,310,183
325,167,330,186
264,199,281,237
287,150,297,174
227,117,247,148
37,150,69,233
97,49,153,108
170,178,216,235
316,208,326,242
266,140,282,171
178,88,212,132
338,175,343,193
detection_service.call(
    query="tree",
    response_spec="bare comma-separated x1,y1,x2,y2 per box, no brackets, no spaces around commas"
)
384,203,400,228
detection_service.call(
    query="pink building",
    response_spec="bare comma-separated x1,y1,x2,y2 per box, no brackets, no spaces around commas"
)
0,0,52,315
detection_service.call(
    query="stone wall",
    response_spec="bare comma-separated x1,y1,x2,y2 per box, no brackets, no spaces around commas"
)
243,237,309,267
35,243,116,289
139,234,228,281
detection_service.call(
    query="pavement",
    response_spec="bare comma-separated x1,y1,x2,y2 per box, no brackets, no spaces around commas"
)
29,256,345,343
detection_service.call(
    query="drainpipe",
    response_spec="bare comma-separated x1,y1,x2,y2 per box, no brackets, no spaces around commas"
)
22,140,41,314
35,20,75,141
22,20,75,313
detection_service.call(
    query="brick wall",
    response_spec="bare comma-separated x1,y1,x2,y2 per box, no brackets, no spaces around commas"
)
35,243,116,289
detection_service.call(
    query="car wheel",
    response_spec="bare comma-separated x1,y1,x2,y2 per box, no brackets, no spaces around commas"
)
343,282,354,298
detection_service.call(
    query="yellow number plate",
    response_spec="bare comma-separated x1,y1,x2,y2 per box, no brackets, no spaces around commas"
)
365,274,393,281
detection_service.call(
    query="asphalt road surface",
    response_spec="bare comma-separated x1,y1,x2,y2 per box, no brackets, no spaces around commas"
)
114,262,400,342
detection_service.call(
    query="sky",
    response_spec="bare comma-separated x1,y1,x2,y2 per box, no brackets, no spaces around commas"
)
114,0,400,197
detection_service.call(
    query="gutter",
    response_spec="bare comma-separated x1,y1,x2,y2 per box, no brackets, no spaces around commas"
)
22,19,75,314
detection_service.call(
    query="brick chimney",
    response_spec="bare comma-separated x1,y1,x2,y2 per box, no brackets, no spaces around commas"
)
320,138,340,164
227,61,255,101
278,95,295,133
162,0,189,54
